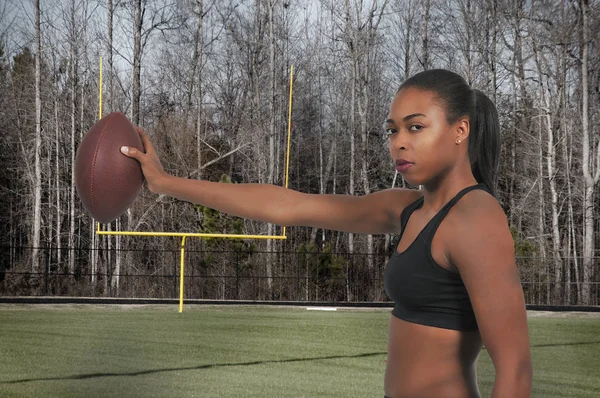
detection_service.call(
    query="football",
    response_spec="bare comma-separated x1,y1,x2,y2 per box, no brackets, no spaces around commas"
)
75,112,144,224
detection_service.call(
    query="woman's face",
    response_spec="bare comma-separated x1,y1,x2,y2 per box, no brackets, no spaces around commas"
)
385,87,467,186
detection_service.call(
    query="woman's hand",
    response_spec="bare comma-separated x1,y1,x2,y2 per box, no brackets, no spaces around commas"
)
120,126,169,193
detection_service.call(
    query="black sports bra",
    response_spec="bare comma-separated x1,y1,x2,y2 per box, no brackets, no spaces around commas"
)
384,184,490,331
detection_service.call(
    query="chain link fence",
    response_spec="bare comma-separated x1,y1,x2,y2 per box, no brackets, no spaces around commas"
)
1,246,599,306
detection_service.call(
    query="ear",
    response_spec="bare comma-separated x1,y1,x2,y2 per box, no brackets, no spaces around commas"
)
454,117,470,145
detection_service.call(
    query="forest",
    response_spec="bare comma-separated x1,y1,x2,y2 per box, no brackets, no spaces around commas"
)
0,0,599,305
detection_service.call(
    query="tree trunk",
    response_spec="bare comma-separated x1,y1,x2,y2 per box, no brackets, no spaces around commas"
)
544,86,562,303
403,6,411,78
91,218,97,284
358,38,372,272
463,0,472,84
45,111,53,281
345,0,355,261
188,0,203,125
69,6,78,275
54,94,62,269
564,106,580,303
512,1,527,233
489,0,497,100
536,90,547,302
106,223,112,295
311,50,335,246
580,0,599,305
194,0,205,176
348,68,356,259
32,0,42,272
532,41,548,302
560,40,576,303
563,117,577,304
509,67,517,228
264,0,277,296
108,0,114,113
422,0,431,70
112,218,121,292
132,0,142,125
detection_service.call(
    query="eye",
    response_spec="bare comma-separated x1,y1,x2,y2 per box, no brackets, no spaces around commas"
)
384,127,398,137
409,124,423,132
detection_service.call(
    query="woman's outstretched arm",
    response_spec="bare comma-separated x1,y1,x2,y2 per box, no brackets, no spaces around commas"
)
121,127,422,235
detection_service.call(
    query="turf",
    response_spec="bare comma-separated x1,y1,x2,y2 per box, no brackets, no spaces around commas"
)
0,305,598,397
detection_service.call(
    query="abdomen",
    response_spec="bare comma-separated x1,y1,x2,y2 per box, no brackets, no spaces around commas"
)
385,316,482,397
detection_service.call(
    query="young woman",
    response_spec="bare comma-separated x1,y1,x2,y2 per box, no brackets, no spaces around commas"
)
121,69,533,398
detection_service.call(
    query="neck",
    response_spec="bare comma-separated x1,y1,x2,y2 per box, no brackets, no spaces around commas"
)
420,167,477,211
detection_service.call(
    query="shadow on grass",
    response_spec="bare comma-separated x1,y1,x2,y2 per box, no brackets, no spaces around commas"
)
5,342,598,385
0,351,386,384
476,341,600,351
531,341,600,348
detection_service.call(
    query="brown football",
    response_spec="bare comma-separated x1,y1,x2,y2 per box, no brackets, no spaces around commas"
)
75,112,144,223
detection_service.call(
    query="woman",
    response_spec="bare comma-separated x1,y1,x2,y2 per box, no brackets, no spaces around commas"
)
121,69,533,397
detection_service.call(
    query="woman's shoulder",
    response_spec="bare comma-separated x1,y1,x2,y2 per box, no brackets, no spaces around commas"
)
445,188,514,267
449,187,508,231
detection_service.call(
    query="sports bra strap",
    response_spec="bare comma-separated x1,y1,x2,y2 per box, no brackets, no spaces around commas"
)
399,195,425,231
421,183,488,240
398,183,489,241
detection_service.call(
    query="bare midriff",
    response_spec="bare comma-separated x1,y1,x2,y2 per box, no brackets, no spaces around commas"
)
384,315,483,398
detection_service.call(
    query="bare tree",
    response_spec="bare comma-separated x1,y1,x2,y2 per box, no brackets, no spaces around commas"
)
486,0,498,99
422,0,431,70
192,0,206,176
107,0,114,113
265,0,278,294
132,0,142,125
131,0,182,125
357,1,389,273
579,0,599,305
67,0,80,275
3,0,599,304
32,0,42,272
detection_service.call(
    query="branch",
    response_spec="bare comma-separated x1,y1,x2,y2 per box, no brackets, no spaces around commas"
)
132,143,249,231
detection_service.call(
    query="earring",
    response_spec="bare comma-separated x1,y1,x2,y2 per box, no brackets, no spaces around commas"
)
456,139,461,144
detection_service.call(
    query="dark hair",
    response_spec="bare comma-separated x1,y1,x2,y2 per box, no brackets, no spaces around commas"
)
398,69,500,196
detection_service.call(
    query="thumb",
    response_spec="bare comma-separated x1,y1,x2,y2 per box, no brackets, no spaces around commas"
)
120,146,141,159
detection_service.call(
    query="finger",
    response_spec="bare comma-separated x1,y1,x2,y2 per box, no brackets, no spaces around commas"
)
120,145,145,161
135,126,154,154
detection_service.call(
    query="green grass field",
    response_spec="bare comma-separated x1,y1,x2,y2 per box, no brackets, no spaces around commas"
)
0,305,598,398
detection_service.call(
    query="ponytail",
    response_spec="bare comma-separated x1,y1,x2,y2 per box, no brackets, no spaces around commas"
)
470,90,500,196
398,70,501,196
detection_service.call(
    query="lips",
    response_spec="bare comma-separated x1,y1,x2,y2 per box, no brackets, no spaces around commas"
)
395,159,414,172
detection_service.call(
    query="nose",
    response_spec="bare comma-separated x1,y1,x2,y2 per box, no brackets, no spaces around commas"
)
388,131,407,151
